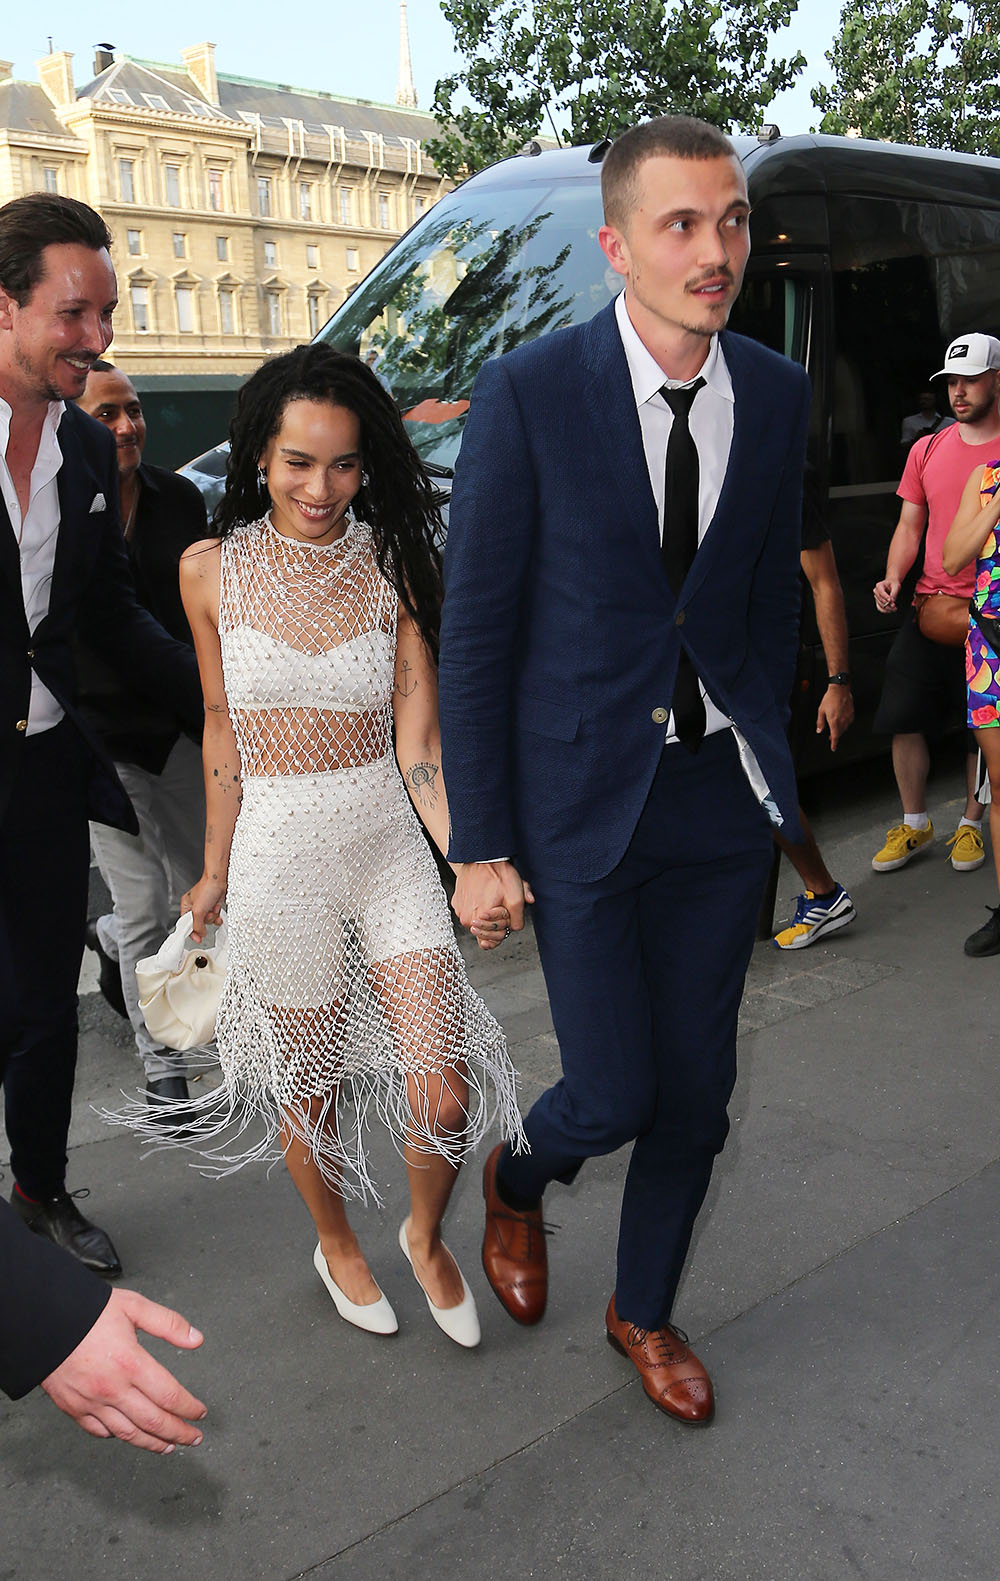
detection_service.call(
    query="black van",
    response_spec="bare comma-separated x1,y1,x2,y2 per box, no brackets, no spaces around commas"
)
183,131,1000,770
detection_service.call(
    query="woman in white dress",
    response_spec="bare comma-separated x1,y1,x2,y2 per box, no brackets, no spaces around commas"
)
175,344,525,1345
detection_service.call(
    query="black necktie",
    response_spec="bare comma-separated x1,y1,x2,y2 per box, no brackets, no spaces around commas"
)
660,379,706,752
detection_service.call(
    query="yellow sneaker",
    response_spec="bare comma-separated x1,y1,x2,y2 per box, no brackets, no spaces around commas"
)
872,821,934,871
946,824,986,871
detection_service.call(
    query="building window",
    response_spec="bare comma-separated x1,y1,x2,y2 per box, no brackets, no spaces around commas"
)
208,169,224,212
172,232,186,259
107,88,134,106
414,194,426,217
219,290,236,336
142,93,170,111
307,294,322,337
378,192,390,229
130,283,150,334
119,159,136,203
299,181,313,221
306,244,319,269
265,290,283,337
126,229,142,256
42,166,59,194
165,164,181,207
176,286,195,333
216,236,229,262
346,248,359,272
263,240,277,267
257,176,272,217
339,187,352,226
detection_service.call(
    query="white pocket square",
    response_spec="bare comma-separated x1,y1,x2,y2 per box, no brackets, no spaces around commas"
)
89,493,106,513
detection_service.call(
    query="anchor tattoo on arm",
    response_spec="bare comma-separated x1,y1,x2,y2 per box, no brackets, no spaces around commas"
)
405,761,439,807
395,659,417,698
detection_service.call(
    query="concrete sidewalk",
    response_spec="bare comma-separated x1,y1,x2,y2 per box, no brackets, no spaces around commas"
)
3,754,999,1580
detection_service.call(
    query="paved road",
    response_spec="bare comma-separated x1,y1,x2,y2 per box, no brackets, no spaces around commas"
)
3,747,999,1581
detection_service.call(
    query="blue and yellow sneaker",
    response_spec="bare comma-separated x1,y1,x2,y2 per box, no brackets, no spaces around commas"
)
773,883,857,950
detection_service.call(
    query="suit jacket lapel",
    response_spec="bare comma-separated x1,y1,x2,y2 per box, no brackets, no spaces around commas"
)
580,302,661,560
49,406,95,615
0,492,22,605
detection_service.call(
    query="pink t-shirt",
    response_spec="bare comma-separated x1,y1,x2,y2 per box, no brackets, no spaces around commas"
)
899,424,1000,597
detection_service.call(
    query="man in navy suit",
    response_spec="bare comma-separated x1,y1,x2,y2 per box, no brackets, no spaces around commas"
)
0,194,201,1275
439,116,810,1423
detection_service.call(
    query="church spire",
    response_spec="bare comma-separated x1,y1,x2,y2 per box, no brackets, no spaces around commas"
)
396,0,417,108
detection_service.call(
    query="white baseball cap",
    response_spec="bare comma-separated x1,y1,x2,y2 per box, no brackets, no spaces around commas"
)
931,333,1000,379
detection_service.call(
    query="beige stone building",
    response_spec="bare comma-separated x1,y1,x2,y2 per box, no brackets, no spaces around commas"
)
0,32,448,401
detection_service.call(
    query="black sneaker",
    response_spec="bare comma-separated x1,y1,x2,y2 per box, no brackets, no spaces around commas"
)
964,906,1000,958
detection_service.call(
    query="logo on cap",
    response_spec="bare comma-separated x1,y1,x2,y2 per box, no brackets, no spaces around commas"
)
949,344,969,360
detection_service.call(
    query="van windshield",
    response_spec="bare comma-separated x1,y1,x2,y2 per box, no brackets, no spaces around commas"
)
318,177,613,471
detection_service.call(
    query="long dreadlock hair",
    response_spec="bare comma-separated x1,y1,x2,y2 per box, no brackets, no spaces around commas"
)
213,343,444,656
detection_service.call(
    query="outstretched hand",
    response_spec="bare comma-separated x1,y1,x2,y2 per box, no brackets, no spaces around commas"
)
41,1288,206,1454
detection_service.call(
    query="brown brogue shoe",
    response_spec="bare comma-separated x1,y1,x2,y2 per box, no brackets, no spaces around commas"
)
605,1294,714,1425
481,1144,548,1325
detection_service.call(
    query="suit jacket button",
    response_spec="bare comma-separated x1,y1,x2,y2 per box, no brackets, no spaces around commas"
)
15,719,28,732
651,706,668,724
675,610,686,626
26,648,34,659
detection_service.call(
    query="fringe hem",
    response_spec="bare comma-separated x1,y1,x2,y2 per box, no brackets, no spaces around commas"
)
98,1050,528,1206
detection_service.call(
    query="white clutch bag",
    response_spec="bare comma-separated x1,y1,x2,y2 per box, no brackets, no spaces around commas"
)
135,912,229,1051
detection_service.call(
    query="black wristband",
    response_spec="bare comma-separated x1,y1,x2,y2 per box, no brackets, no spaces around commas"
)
826,672,851,686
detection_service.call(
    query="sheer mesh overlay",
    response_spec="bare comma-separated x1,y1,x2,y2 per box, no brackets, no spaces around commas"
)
105,514,526,1200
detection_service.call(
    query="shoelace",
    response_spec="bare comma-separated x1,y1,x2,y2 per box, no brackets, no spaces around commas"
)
626,1322,689,1364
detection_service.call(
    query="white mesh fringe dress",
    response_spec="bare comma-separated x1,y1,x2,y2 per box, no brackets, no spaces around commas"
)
111,512,525,1200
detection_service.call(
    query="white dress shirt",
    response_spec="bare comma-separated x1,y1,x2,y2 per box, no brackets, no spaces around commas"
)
614,290,734,742
1,396,66,733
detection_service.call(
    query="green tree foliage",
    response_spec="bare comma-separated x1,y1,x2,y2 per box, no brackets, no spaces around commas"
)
812,0,1000,154
426,0,806,180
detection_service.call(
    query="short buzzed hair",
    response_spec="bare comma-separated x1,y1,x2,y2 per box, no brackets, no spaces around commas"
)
601,116,737,231
0,193,112,305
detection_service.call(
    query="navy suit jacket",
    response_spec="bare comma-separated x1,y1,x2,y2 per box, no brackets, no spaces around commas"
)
0,404,202,831
439,300,810,883
0,1198,109,1400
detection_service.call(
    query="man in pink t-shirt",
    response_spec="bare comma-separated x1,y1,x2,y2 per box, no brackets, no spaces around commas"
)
872,333,1000,874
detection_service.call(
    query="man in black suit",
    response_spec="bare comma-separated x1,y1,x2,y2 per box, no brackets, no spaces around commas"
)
0,194,202,1273
75,361,208,1114
0,1197,206,1450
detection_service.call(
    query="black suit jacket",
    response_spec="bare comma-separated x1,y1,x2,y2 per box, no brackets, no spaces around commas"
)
76,461,208,773
0,405,202,831
0,1198,109,1399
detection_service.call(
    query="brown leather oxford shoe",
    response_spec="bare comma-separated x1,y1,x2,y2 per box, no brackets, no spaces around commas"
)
481,1144,548,1325
605,1294,715,1424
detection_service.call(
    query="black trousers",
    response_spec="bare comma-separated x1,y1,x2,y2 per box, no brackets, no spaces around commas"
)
0,720,91,1197
500,731,773,1331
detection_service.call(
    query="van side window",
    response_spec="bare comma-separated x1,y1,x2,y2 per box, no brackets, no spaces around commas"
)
829,194,1000,488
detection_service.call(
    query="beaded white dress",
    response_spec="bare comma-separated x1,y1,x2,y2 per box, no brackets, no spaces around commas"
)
116,513,524,1199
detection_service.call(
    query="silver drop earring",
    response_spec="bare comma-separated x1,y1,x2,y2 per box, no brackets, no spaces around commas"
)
361,469,370,490
257,465,268,491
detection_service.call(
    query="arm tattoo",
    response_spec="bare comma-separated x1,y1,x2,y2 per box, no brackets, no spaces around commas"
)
395,660,417,698
206,702,226,714
405,761,439,807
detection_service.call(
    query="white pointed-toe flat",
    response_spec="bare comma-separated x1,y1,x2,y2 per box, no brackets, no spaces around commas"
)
398,1219,481,1348
312,1242,398,1335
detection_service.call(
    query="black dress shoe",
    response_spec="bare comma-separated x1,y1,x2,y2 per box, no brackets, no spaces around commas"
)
10,1186,122,1276
84,918,128,1019
145,1073,191,1130
964,905,1000,957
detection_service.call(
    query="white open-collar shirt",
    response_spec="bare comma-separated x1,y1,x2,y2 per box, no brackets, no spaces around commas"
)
614,290,734,741
1,396,66,733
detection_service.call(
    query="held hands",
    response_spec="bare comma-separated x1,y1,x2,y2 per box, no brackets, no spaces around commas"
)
874,577,901,614
41,1288,206,1454
453,860,534,951
181,876,226,945
816,685,854,751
